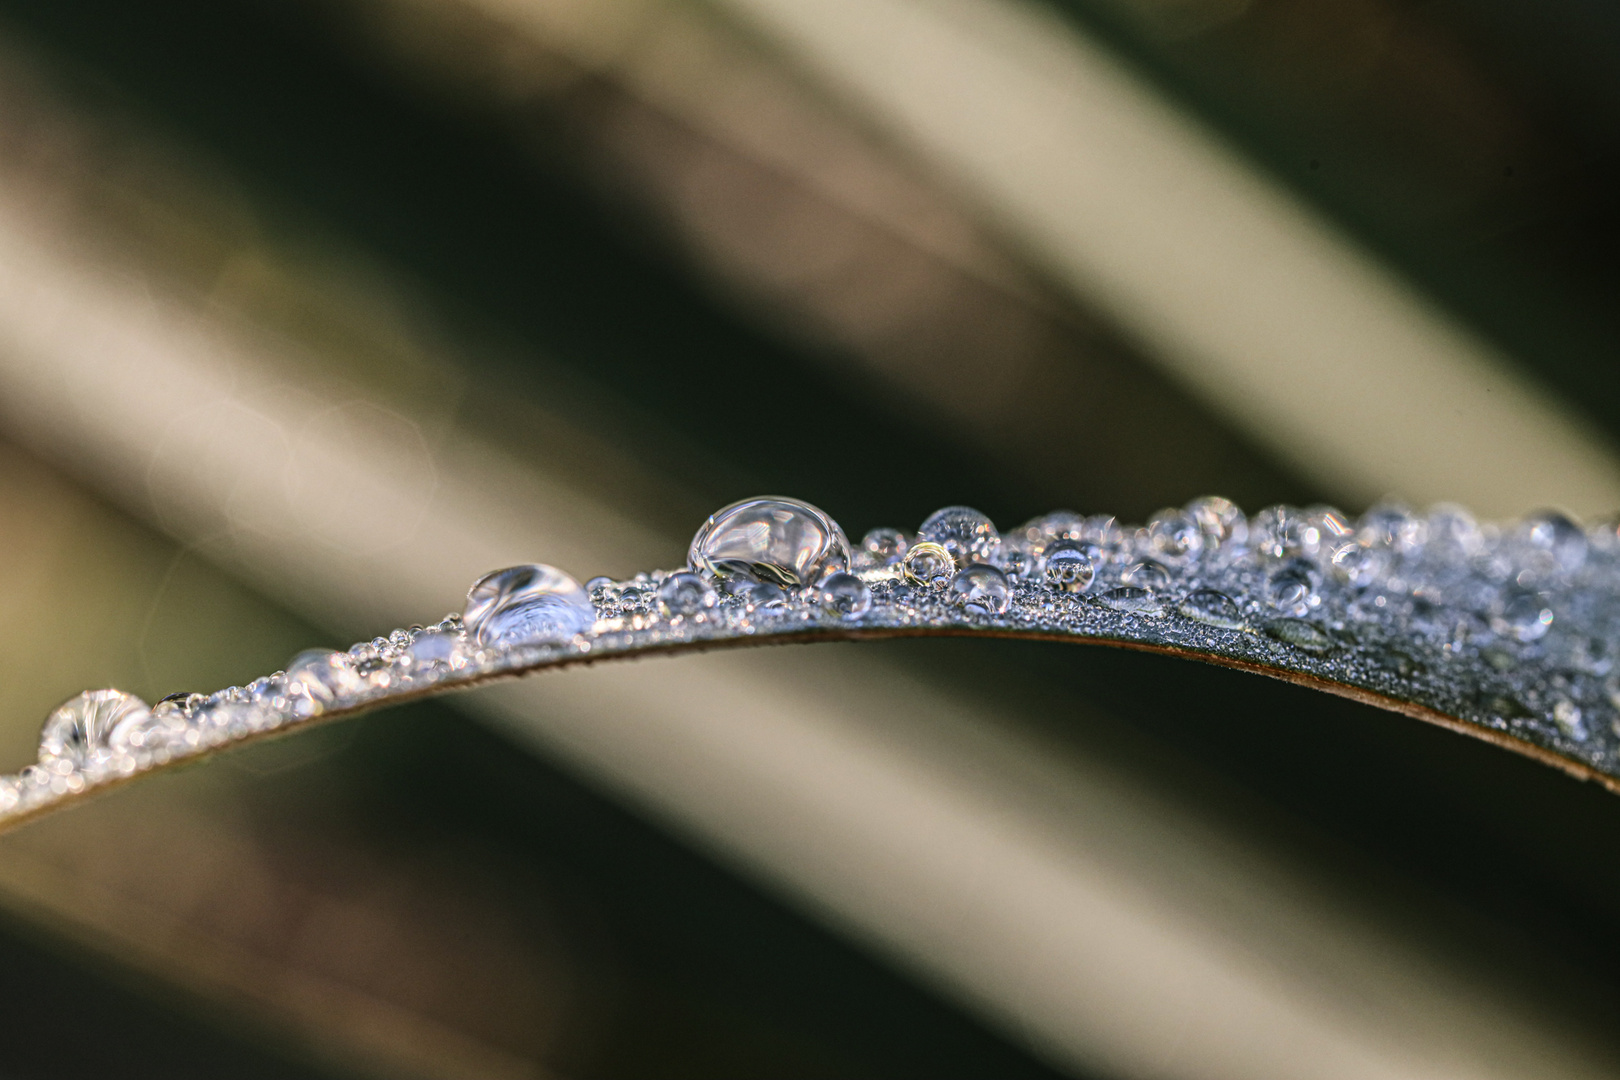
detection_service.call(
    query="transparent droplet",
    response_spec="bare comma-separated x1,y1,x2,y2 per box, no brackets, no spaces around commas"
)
406,630,461,674
1123,559,1172,591
1551,697,1588,740
859,527,910,567
1359,503,1424,554
658,571,718,618
1494,592,1553,642
1427,504,1483,556
1267,564,1317,617
1329,542,1387,588
1185,496,1247,546
1519,510,1586,574
1250,506,1325,560
951,564,1011,615
1145,509,1203,564
819,572,872,617
1014,510,1085,551
918,506,1000,569
1178,589,1244,629
1043,541,1095,593
284,648,365,711
1264,618,1335,654
39,689,151,767
1098,586,1160,614
465,564,594,646
902,541,955,588
689,496,850,587
743,580,789,614
997,544,1038,581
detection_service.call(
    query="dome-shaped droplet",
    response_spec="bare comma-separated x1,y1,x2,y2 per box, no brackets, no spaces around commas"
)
1519,510,1586,574
1178,589,1244,629
1185,496,1247,546
902,541,955,588
39,689,151,767
1267,562,1317,617
1494,592,1553,642
406,630,461,674
743,580,789,614
1249,506,1330,560
918,506,1000,568
859,527,909,568
1145,509,1203,564
1014,510,1085,552
997,543,1038,581
1359,504,1424,554
1427,504,1483,556
1328,542,1387,588
1043,541,1095,593
689,496,850,587
951,564,1011,615
284,648,365,710
1264,618,1335,654
1098,586,1160,614
465,564,594,647
819,572,872,617
658,571,718,618
1123,559,1172,591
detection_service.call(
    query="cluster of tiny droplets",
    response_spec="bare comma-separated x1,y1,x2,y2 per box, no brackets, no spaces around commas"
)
6,494,1620,821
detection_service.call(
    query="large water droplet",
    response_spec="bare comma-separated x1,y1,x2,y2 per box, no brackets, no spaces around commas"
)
658,571,718,618
284,648,365,713
819,572,872,617
919,506,1000,568
1185,496,1247,546
743,580,790,615
465,564,594,646
1043,541,1095,593
689,496,850,587
406,630,462,674
1264,618,1335,654
997,543,1039,581
39,689,151,767
1145,509,1203,564
951,564,1011,615
902,541,955,588
1494,592,1553,642
1098,586,1160,614
1178,589,1244,629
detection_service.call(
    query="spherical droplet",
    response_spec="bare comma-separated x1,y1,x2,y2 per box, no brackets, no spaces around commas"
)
1249,506,1325,560
950,563,1011,615
1185,496,1247,546
902,541,955,588
689,496,850,587
819,571,873,617
1520,510,1586,574
1178,589,1244,629
744,580,789,614
860,527,910,567
1145,509,1203,564
1013,510,1085,551
464,563,594,646
1358,503,1424,553
919,506,1000,569
998,544,1038,581
1123,559,1172,591
1328,542,1387,588
1494,592,1553,642
1266,565,1316,617
39,689,151,767
1043,541,1095,593
1427,504,1483,556
1098,586,1161,614
1264,618,1335,654
658,571,718,618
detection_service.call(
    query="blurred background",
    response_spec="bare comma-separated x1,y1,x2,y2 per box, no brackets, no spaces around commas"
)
0,0,1618,1076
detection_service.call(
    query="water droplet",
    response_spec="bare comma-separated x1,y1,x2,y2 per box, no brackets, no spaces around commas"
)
951,564,1011,615
1427,504,1483,556
918,506,1000,568
1145,509,1203,564
1267,566,1316,617
1478,691,1533,721
1494,592,1553,643
902,541,955,588
1264,618,1335,654
39,690,151,767
1098,586,1161,614
1043,541,1095,593
1551,697,1588,740
658,571,718,618
689,496,850,587
859,527,909,567
406,630,461,674
1185,496,1247,546
1519,510,1586,574
1328,542,1386,588
1123,559,1172,591
1178,589,1244,629
1359,503,1424,553
465,564,594,646
284,649,366,715
1014,510,1085,551
1250,506,1325,560
743,580,789,614
997,544,1039,581
819,572,872,617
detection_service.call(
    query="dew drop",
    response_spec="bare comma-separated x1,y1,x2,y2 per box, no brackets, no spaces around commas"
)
1427,504,1483,556
902,541,955,588
1145,509,1203,564
658,571,718,618
1359,503,1424,554
1185,496,1247,546
951,564,1011,615
39,690,151,767
1329,542,1387,588
819,571,873,617
1014,510,1085,551
465,564,594,647
1494,592,1553,643
1250,506,1323,560
1551,697,1588,740
998,544,1039,581
743,580,790,614
1043,541,1095,593
1267,567,1315,617
689,496,850,587
859,527,910,567
1264,618,1335,654
919,506,1000,568
1098,586,1161,614
1123,559,1172,591
406,630,461,674
1178,589,1244,629
284,648,365,711
1520,510,1587,574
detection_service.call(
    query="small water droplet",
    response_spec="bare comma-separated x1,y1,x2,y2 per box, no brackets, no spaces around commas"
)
1519,510,1587,574
1328,542,1386,587
39,690,151,767
1427,504,1483,556
1264,618,1335,654
903,541,955,588
1145,509,1203,564
689,496,850,587
1098,586,1161,614
1359,503,1424,553
1493,592,1553,642
1249,506,1326,560
1185,496,1247,546
464,564,594,647
1043,541,1095,593
1178,589,1244,629
658,571,718,617
951,564,1011,615
1267,567,1315,617
1551,697,1588,740
1123,559,1173,591
919,506,1000,568
819,572,872,617
997,543,1039,581
859,527,910,567
1014,510,1085,551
